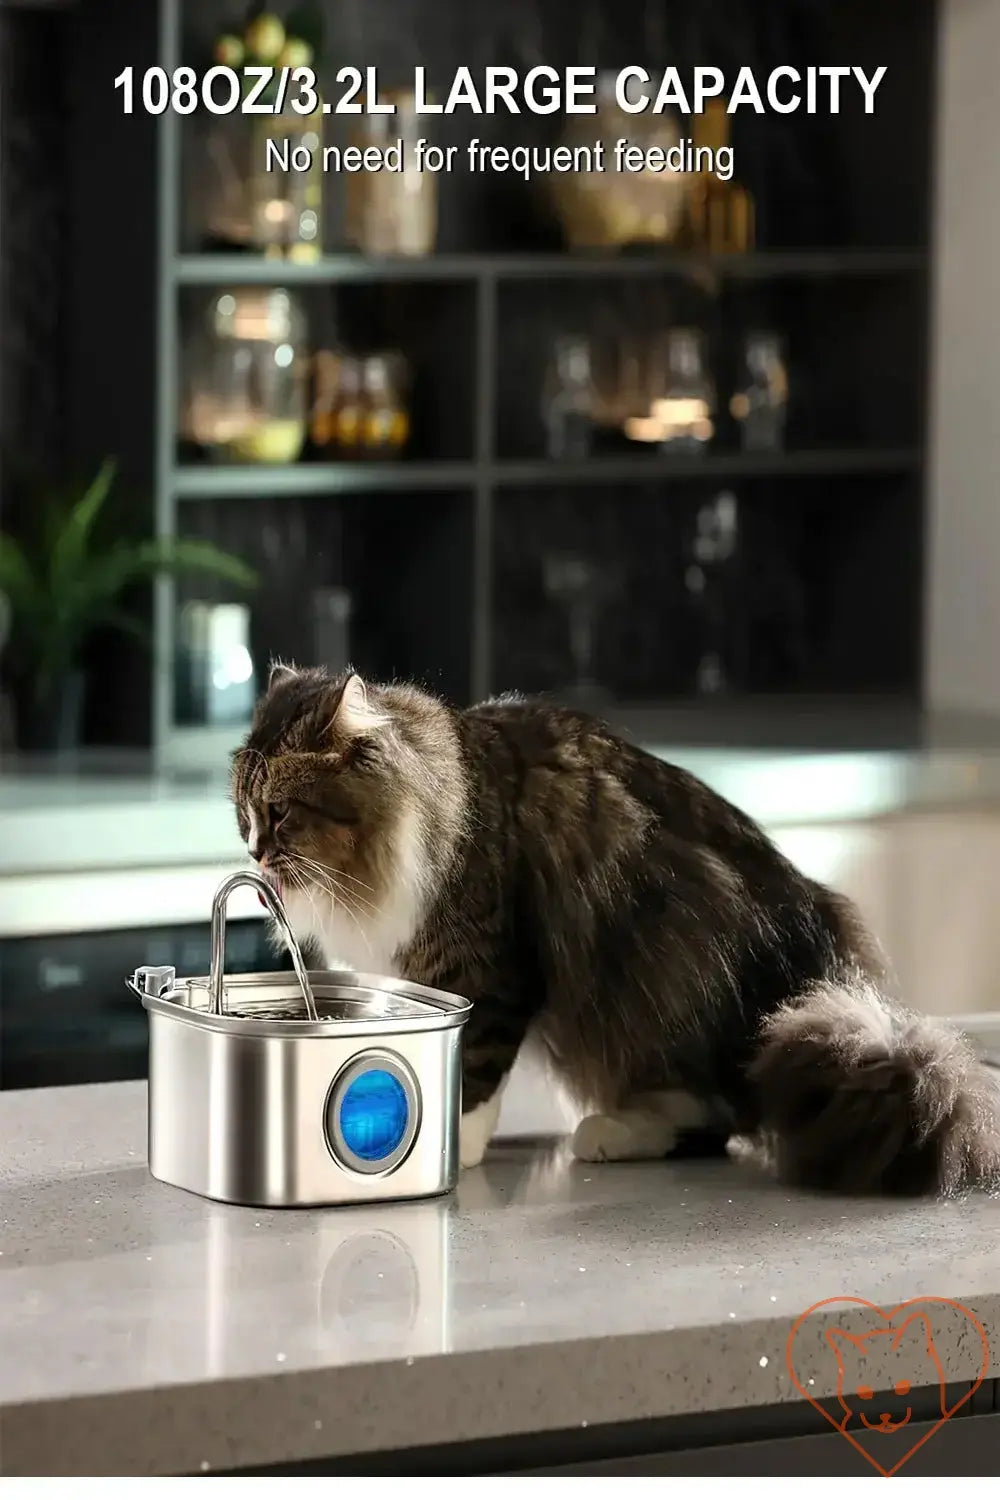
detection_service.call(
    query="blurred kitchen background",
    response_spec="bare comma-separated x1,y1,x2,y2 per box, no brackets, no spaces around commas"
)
2,0,1000,1113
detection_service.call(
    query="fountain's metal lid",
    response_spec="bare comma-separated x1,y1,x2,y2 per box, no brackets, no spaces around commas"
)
126,871,470,1039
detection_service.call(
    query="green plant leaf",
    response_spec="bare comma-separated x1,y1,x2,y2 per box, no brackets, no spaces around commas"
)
127,538,258,590
0,463,255,690
0,533,42,616
46,457,117,597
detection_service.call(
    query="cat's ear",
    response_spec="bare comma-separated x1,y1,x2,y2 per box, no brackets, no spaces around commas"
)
267,660,300,692
328,672,390,737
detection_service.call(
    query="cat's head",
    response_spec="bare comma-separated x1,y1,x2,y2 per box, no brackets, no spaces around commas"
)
827,1312,948,1433
230,664,464,944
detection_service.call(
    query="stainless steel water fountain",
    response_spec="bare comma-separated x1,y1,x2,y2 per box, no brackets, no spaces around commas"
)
127,871,471,1208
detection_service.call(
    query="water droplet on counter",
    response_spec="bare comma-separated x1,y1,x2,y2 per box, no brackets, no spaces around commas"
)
405,1357,414,1367
578,1266,586,1272
581,1420,589,1428
759,1356,769,1368
276,1352,287,1363
200,1461,210,1472
729,1312,736,1319
314,1419,323,1430
770,1295,777,1302
808,1378,815,1387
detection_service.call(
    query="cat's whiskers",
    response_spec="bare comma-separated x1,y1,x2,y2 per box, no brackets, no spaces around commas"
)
288,853,379,917
296,857,378,909
282,857,379,960
298,856,376,897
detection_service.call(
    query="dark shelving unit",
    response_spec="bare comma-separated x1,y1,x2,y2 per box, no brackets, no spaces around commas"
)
150,0,938,767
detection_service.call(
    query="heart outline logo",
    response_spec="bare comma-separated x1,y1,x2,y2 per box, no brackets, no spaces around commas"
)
786,1296,990,1477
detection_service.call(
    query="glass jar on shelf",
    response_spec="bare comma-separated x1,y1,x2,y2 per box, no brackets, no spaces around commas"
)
731,332,789,452
249,108,324,262
175,601,257,726
548,71,689,249
182,288,309,464
541,336,595,459
194,6,325,259
626,328,715,454
194,107,324,262
345,92,437,256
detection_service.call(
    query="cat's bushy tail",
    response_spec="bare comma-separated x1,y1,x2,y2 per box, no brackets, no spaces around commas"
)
750,978,1000,1195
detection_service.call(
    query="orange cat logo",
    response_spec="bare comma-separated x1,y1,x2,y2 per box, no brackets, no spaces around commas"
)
787,1297,989,1476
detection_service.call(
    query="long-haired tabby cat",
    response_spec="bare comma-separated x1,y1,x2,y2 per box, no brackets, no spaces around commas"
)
231,664,1000,1195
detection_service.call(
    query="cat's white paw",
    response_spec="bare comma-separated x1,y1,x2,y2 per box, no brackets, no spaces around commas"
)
572,1110,679,1163
459,1093,502,1169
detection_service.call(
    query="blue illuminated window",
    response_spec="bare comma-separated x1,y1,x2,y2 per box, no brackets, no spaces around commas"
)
337,1067,410,1162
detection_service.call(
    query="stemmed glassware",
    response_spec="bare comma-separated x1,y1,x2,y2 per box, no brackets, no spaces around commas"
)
543,551,623,706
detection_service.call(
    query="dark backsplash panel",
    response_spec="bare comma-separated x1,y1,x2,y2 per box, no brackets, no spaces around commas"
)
491,476,918,701
0,5,69,474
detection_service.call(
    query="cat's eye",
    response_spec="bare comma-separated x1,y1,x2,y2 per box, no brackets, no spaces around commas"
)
270,801,290,828
894,1380,911,1396
857,1385,874,1400
293,798,358,826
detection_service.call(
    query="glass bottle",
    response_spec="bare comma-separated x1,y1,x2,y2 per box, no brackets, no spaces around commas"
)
731,333,789,452
332,355,365,457
183,288,308,464
543,552,621,707
360,354,410,456
684,491,742,696
310,349,340,452
346,92,437,256
684,100,755,254
643,328,716,455
542,336,595,459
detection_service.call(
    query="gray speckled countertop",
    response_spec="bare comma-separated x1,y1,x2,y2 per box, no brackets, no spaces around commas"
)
3,1082,1000,1476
